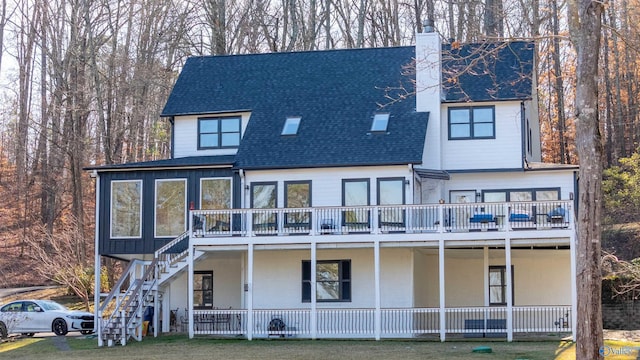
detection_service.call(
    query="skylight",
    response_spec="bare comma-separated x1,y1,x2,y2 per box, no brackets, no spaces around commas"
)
370,113,389,132
282,116,301,135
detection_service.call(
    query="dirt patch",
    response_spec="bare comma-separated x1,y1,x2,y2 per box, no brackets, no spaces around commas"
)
604,330,640,342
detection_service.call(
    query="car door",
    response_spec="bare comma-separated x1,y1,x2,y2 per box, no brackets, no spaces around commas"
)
22,301,47,332
0,301,26,333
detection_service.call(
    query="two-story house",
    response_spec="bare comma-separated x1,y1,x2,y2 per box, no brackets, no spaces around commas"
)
88,28,578,346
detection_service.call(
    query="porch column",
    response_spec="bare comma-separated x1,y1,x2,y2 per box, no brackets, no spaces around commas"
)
570,220,577,341
483,247,489,306
438,237,446,342
374,239,381,340
188,242,194,339
247,242,254,340
92,172,102,346
310,241,317,339
505,236,513,342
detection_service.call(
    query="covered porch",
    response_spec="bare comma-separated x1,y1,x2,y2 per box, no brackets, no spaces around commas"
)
160,236,575,341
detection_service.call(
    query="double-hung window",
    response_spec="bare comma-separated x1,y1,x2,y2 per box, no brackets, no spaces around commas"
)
342,179,370,229
251,182,277,231
489,266,514,305
448,106,495,139
284,181,311,229
194,271,214,309
377,177,406,227
198,117,241,149
302,260,351,302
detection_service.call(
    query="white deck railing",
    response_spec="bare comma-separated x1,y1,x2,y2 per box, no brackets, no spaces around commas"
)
189,200,573,238
185,305,571,339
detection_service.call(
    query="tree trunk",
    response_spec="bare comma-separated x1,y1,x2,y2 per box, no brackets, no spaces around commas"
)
567,0,605,359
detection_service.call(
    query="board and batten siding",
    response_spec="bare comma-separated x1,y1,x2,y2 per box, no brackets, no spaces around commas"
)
242,166,414,208
98,167,239,256
441,101,525,171
172,112,251,158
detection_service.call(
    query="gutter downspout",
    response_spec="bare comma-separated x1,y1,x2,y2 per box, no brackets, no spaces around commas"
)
520,102,527,169
169,117,175,159
92,170,102,346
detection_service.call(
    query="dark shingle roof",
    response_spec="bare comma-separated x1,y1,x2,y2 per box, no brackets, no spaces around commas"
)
85,155,235,171
441,41,534,102
163,47,427,169
160,42,533,169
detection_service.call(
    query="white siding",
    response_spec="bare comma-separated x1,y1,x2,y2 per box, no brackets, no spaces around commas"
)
251,248,414,309
172,112,251,158
242,166,414,208
166,255,243,313
414,249,571,307
446,170,576,201
442,101,524,170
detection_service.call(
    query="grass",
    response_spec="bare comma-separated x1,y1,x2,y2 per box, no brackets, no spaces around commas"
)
1,335,639,360
2,289,639,359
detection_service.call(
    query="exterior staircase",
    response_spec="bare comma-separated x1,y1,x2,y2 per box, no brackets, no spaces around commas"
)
97,231,201,346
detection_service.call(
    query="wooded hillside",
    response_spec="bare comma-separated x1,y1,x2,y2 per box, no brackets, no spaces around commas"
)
0,0,638,289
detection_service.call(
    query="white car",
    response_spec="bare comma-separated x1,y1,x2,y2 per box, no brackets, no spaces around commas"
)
0,299,94,337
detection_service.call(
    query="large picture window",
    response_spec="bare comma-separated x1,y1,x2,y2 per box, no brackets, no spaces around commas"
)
448,106,495,139
110,180,142,238
200,178,231,210
194,271,214,309
155,179,187,238
302,260,351,302
200,178,232,231
198,117,241,149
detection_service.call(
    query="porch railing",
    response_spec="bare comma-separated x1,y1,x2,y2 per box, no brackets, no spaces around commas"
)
185,305,571,339
189,200,572,237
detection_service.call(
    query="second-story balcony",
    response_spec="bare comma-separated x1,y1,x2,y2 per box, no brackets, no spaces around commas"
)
188,200,573,240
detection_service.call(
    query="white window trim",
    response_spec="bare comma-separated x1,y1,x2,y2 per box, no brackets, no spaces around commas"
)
110,179,143,239
154,178,188,238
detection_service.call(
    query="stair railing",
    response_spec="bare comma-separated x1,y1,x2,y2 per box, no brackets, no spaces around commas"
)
155,231,189,275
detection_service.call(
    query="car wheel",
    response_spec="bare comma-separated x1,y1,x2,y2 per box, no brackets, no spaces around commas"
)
52,318,68,336
0,322,7,339
80,330,93,335
21,333,35,337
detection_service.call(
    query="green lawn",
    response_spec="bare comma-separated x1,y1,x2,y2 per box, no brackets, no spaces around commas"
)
2,335,639,360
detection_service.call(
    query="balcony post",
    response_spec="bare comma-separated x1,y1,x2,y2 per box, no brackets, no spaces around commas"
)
570,212,577,341
505,235,513,341
374,238,381,340
439,236,446,341
188,239,194,339
247,241,254,340
311,241,317,339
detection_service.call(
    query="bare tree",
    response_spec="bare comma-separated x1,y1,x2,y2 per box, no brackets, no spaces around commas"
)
26,222,95,310
567,0,605,358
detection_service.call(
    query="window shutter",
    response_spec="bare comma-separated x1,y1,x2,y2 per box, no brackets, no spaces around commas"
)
341,260,351,301
302,261,311,302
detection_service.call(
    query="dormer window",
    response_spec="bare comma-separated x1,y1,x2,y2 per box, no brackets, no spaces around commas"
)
198,116,241,149
370,113,389,132
282,116,301,135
